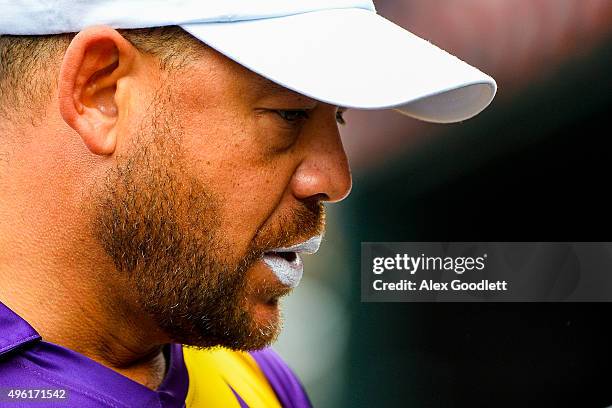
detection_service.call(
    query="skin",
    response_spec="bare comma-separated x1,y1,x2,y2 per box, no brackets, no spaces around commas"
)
0,26,351,389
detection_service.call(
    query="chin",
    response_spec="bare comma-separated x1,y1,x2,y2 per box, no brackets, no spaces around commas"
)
246,296,283,346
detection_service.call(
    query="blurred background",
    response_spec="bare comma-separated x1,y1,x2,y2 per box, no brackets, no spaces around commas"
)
275,1,612,407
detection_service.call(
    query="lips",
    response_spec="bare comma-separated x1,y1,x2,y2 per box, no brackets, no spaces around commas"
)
262,235,322,288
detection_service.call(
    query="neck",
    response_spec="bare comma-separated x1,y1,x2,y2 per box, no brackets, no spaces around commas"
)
0,124,170,389
0,203,169,389
0,250,170,389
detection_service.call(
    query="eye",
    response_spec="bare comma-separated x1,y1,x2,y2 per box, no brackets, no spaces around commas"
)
275,109,310,123
336,109,347,125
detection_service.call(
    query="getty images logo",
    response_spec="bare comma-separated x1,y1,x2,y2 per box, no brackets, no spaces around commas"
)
372,253,488,275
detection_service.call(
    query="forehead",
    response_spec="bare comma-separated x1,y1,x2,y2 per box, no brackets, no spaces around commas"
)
251,75,304,99
190,44,317,103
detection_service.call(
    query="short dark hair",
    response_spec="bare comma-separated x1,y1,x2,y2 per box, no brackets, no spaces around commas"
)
0,26,203,122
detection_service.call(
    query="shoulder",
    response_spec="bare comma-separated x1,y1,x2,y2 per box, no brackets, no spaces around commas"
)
0,345,128,407
183,346,312,408
249,348,311,405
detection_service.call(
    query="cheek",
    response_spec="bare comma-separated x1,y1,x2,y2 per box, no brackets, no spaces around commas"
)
214,174,291,257
177,112,294,254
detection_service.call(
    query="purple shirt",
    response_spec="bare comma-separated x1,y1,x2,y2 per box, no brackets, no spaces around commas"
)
0,301,311,407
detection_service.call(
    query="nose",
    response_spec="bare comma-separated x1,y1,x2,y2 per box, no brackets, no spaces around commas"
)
290,108,352,203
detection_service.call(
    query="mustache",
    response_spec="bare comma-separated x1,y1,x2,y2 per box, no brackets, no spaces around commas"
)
251,200,326,255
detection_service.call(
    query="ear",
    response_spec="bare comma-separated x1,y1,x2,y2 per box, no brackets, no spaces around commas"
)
58,26,137,156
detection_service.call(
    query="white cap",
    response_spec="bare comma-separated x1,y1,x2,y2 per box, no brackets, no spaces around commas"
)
0,0,497,123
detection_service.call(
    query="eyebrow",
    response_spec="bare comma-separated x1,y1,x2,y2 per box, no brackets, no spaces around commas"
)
253,75,318,104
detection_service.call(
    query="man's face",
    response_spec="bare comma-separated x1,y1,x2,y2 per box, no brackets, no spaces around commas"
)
91,46,352,350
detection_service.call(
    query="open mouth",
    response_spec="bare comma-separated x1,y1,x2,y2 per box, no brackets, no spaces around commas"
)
269,251,297,263
261,251,303,288
261,235,323,288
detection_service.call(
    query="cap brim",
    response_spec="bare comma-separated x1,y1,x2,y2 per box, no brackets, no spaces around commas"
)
181,8,496,123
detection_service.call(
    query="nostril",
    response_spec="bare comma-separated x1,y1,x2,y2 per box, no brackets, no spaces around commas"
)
308,193,329,203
